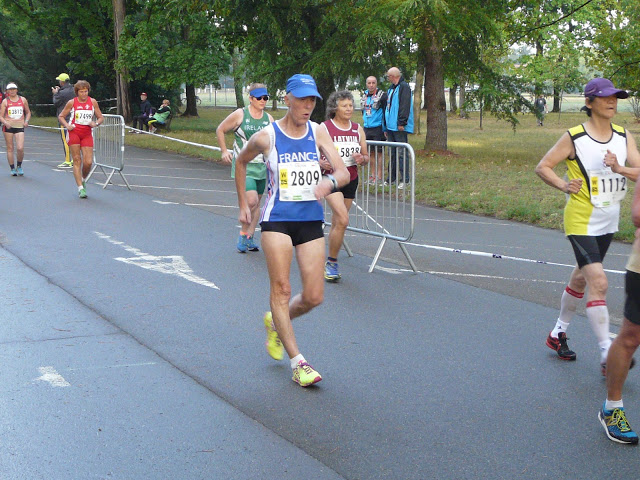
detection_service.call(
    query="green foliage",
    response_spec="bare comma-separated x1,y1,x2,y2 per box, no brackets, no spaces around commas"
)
467,73,536,130
118,0,230,90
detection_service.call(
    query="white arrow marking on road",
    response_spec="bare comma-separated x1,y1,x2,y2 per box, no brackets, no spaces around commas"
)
35,366,70,387
95,231,219,290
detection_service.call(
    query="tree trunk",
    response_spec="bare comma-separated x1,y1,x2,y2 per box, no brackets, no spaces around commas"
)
423,27,447,151
422,65,428,110
112,0,131,123
232,46,244,109
413,62,425,135
311,74,333,124
449,83,458,112
552,82,561,113
182,84,199,117
459,79,467,119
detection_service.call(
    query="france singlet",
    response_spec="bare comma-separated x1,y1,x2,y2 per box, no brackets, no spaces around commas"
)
564,123,628,236
260,120,324,222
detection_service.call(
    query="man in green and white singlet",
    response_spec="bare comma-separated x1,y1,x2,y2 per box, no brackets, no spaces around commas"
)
216,83,274,252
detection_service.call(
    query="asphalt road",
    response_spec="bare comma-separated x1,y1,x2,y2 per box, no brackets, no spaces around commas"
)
1,125,639,479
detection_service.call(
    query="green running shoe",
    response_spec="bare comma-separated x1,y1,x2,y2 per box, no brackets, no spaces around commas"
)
292,361,322,387
78,188,87,199
264,312,283,361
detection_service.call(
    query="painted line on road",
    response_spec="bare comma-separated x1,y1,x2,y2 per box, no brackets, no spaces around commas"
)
416,217,512,226
95,231,219,290
152,199,236,209
35,366,70,387
108,184,233,193
373,265,624,288
67,361,157,371
403,241,626,275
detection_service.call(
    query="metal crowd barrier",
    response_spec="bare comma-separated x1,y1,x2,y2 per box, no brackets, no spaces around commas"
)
324,140,417,273
87,114,130,190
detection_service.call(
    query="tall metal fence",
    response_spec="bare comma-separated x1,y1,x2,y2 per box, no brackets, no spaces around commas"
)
88,114,130,190
324,140,417,272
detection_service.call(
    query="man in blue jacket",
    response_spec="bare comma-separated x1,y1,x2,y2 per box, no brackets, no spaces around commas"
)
384,67,414,189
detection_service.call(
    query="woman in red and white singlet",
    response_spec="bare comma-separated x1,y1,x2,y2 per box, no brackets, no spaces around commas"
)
58,80,103,198
320,90,368,282
0,82,31,176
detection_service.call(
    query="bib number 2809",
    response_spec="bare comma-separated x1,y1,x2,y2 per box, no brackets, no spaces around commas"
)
279,161,321,201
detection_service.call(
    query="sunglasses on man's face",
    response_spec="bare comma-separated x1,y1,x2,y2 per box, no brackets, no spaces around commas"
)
253,95,269,101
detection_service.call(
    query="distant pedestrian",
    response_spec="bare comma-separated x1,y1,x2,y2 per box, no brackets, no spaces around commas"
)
52,73,75,168
535,77,640,374
535,94,548,126
57,80,104,198
0,82,31,176
384,67,413,189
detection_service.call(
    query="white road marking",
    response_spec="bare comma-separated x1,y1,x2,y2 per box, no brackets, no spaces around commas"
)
186,202,236,208
67,361,157,371
373,265,623,288
95,231,219,290
35,366,70,387
109,184,232,193
153,200,180,205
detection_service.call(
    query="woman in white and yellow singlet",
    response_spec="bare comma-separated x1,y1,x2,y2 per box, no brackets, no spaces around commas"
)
536,78,640,373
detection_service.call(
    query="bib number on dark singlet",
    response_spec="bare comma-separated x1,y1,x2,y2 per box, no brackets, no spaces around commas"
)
337,142,360,167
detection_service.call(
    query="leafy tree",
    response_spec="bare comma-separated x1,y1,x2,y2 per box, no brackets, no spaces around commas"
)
219,0,409,123
118,0,231,117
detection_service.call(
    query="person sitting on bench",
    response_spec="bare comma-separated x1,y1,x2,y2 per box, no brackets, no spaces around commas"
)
148,99,171,133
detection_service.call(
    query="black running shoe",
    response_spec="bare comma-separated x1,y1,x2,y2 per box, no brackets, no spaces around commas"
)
546,332,577,360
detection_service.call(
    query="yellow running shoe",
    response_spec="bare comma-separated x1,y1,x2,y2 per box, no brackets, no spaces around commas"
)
292,361,322,387
264,312,283,360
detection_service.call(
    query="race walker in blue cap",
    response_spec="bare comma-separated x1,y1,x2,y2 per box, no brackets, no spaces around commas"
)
216,83,274,252
535,78,640,443
234,73,349,387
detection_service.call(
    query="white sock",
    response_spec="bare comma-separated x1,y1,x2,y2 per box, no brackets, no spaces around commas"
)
78,185,83,192
290,354,305,369
605,399,624,411
556,286,584,328
551,319,571,339
586,301,611,359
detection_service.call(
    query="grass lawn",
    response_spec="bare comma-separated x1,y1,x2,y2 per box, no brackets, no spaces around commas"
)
32,104,640,242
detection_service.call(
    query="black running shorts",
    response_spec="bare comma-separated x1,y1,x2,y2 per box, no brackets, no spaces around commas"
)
260,220,324,246
625,270,640,325
567,233,614,269
339,176,359,200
